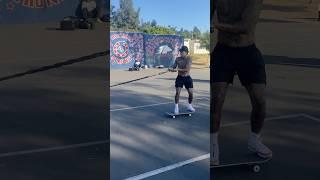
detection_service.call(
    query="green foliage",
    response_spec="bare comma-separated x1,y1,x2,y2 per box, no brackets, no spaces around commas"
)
193,26,201,39
182,30,192,39
142,25,176,35
110,0,208,44
151,19,157,27
200,31,210,51
111,0,140,31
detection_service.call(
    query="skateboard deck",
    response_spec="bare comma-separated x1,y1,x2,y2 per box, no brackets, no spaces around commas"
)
166,111,194,119
211,155,271,173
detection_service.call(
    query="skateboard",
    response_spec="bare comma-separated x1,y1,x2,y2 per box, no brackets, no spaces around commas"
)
166,111,194,119
211,157,271,173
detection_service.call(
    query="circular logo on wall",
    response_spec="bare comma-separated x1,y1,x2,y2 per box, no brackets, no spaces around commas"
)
113,41,129,58
110,33,134,65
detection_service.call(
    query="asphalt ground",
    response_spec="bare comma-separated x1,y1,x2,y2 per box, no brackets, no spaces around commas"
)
0,23,109,180
110,16,320,180
110,68,210,180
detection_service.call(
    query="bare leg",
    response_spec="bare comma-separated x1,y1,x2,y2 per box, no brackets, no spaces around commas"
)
211,82,229,133
210,82,228,165
245,84,266,134
175,87,182,104
186,88,193,104
186,88,195,111
246,83,272,158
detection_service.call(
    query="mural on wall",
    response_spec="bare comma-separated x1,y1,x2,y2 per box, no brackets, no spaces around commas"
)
0,0,79,23
6,0,64,9
110,32,183,69
144,35,184,67
110,32,144,69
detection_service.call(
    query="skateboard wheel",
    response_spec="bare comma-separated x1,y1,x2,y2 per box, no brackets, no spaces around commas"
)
189,114,192,116
253,165,260,173
172,116,175,119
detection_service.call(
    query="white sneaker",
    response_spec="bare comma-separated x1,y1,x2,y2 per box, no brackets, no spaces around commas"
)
248,133,273,159
211,135,220,166
174,105,179,115
187,104,195,112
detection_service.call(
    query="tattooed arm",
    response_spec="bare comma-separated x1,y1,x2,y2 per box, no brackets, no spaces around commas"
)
169,58,178,72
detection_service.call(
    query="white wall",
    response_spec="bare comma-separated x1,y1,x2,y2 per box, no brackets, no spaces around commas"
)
193,41,209,54
184,39,209,54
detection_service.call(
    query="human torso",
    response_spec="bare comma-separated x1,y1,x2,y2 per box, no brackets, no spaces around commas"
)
176,56,192,77
216,0,260,47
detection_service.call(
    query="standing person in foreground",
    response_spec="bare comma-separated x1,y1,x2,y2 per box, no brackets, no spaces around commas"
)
169,46,195,114
211,0,272,166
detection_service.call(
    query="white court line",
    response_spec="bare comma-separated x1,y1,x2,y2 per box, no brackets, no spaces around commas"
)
111,102,172,112
0,140,108,158
111,98,208,112
124,113,320,180
301,113,320,123
124,154,209,180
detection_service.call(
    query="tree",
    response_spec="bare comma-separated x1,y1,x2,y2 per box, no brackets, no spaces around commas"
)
182,30,192,39
139,20,177,35
142,26,176,35
200,31,210,51
177,28,184,36
110,5,117,29
193,26,201,39
139,20,151,32
168,25,177,33
151,19,157,27
113,0,140,31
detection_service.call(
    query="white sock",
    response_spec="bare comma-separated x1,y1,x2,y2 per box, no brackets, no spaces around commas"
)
175,104,179,109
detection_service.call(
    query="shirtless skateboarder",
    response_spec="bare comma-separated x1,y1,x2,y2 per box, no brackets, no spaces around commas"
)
169,46,196,114
211,0,272,166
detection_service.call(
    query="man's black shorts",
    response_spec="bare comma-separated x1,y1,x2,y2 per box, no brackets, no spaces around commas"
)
211,43,266,85
175,75,193,89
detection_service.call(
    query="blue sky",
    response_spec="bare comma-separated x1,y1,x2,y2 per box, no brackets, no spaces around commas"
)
111,0,210,32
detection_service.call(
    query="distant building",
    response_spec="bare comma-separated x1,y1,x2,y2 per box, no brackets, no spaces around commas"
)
184,39,209,54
